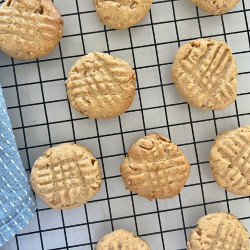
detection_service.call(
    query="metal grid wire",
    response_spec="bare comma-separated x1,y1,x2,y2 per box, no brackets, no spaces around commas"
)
0,0,250,249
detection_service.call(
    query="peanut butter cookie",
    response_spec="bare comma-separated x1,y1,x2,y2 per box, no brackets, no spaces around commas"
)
94,0,154,29
120,133,190,200
66,52,136,119
210,126,250,196
189,0,240,15
95,229,151,250
0,0,63,59
30,143,102,209
187,212,249,250
172,38,238,110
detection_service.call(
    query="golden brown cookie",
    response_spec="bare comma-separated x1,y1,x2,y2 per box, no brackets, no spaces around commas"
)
95,229,151,250
172,38,238,110
187,212,249,250
189,0,240,15
66,52,136,119
210,126,250,196
30,143,102,209
120,133,190,200
94,0,154,29
0,0,63,59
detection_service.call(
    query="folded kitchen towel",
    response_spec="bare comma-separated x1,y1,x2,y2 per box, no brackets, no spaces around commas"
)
0,86,36,246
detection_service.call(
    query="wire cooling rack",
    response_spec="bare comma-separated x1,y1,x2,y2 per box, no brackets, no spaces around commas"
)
0,0,250,249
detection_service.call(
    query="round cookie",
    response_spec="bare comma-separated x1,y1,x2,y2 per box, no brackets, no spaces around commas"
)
66,52,136,119
94,0,154,29
187,212,249,250
0,0,63,59
95,229,151,250
30,143,102,209
172,38,238,110
120,133,190,200
210,126,250,196
189,0,240,15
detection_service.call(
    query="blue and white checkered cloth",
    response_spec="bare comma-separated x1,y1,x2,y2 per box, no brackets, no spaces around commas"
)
0,86,36,246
